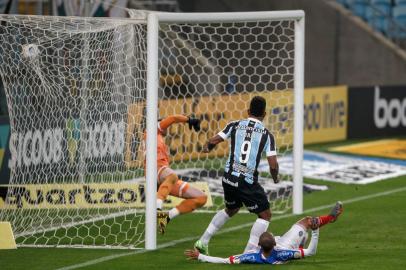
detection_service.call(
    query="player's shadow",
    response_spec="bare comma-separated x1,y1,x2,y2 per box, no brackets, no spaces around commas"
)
291,258,349,266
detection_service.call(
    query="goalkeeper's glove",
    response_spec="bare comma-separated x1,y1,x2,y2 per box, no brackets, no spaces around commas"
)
188,117,201,131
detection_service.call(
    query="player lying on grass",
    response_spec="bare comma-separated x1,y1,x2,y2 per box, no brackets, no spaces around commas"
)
185,201,343,264
144,114,207,234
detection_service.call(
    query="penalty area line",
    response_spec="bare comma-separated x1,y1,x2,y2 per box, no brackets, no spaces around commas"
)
55,186,406,270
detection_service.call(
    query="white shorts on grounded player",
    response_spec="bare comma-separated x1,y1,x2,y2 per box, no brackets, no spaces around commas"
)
275,224,308,250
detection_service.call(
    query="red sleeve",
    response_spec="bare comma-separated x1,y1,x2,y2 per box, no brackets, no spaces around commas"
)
299,248,304,258
159,115,188,131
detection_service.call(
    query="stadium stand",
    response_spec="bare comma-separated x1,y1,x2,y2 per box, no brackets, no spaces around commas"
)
395,0,406,6
337,0,406,39
366,1,391,33
392,5,406,39
348,0,369,18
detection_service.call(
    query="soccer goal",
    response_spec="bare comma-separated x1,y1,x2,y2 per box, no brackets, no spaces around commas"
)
140,11,305,249
0,10,304,250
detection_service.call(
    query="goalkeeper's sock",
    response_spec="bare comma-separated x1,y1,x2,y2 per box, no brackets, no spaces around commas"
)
318,215,334,228
168,208,180,219
156,199,163,210
244,218,269,253
200,209,230,246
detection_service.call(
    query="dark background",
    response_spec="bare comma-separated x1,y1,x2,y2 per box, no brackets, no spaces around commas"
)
347,86,406,138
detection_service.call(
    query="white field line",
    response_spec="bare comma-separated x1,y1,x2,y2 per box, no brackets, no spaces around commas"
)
16,207,278,239
55,186,406,270
16,208,254,239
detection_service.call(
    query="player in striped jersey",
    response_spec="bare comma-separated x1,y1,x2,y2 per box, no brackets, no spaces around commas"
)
195,96,279,255
186,201,343,264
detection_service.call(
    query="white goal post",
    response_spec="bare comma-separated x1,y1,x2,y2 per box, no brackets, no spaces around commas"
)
145,11,305,250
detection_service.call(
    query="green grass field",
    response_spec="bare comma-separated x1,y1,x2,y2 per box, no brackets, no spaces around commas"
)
1,140,406,270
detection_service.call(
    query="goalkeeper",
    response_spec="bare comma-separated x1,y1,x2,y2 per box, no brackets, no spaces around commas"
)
185,201,343,264
145,115,207,234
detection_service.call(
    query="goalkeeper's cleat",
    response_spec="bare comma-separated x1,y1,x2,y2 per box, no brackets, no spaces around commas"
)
329,201,343,222
194,239,209,255
157,211,170,234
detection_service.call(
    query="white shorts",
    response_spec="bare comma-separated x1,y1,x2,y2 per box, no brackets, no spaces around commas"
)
275,224,308,250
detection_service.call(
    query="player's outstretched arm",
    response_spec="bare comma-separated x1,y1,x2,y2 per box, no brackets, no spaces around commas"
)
159,115,201,131
184,249,231,264
202,120,237,153
202,135,224,153
302,228,319,257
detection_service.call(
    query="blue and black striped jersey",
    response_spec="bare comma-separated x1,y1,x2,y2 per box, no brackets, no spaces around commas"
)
218,117,276,184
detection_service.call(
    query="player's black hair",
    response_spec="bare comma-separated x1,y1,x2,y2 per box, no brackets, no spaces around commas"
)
259,232,276,253
249,96,266,117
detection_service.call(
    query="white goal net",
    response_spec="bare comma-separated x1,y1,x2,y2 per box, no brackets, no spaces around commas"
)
0,15,148,248
130,11,301,215
0,11,304,249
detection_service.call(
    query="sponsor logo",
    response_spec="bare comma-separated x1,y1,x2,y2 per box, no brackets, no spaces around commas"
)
0,181,213,209
222,177,238,187
302,86,347,144
239,254,257,263
232,163,254,174
77,121,125,159
374,86,406,128
8,128,64,168
304,92,346,131
7,119,126,169
235,125,267,134
277,250,294,260
224,199,236,205
1,183,142,209
246,204,258,210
